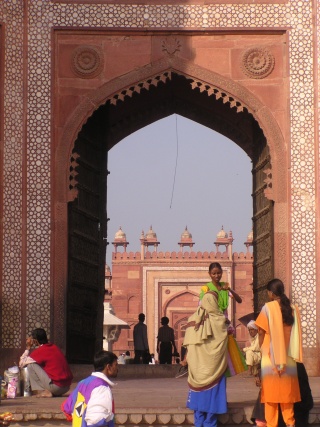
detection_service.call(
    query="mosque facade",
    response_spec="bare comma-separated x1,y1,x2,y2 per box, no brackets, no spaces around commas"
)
110,226,254,357
0,0,319,374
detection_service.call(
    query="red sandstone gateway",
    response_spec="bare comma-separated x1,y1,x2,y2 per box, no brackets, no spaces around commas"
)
0,0,318,377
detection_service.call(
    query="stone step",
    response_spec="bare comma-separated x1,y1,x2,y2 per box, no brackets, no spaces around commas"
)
1,368,319,426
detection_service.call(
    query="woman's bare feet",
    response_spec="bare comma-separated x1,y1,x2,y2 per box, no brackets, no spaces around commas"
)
36,390,53,398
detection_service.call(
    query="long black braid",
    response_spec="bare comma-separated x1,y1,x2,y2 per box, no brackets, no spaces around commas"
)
267,278,294,326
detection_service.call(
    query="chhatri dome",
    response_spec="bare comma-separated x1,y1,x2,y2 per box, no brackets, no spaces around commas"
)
145,225,157,241
216,225,228,239
244,229,254,250
181,226,192,240
141,225,160,252
114,226,126,241
214,225,233,259
112,226,129,253
178,226,194,251
247,229,253,242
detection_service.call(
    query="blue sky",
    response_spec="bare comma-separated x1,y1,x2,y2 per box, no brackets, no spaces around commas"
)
106,114,252,267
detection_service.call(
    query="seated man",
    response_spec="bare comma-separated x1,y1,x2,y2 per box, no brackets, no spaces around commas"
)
243,320,261,375
19,328,73,397
124,350,132,364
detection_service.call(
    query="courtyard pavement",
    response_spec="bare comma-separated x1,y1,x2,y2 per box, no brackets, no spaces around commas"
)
1,370,319,424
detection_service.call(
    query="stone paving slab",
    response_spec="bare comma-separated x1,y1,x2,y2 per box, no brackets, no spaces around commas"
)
1,372,319,426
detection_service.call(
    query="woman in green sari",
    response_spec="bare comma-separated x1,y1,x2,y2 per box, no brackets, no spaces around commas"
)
183,286,229,427
181,262,246,427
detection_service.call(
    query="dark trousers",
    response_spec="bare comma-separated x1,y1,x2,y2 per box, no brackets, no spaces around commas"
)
159,342,172,364
134,350,149,364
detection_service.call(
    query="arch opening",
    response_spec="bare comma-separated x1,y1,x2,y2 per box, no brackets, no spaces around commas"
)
63,72,274,363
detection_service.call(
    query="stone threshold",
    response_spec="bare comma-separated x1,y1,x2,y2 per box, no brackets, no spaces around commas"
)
4,403,320,426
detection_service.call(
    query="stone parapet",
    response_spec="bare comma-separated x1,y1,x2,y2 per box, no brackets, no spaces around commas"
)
112,250,252,261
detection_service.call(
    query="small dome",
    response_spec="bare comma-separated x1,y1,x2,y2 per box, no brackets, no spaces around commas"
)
105,264,111,272
114,226,126,240
217,226,227,239
146,225,157,240
181,226,192,240
247,229,253,242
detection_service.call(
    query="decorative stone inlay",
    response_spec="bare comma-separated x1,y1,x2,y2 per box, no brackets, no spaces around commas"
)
0,0,24,348
162,37,181,55
241,47,275,79
72,45,103,78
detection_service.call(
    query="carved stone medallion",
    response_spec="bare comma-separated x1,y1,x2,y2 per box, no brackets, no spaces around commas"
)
72,46,103,78
241,47,275,79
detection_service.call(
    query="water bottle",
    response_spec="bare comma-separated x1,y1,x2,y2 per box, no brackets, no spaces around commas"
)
20,367,31,397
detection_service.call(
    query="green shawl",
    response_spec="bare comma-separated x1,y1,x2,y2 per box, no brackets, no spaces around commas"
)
199,281,229,312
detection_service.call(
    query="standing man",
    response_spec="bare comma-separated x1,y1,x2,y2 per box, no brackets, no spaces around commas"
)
157,316,178,364
133,313,150,364
62,350,118,427
19,328,73,397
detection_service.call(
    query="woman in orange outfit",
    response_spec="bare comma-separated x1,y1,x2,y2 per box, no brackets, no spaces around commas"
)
255,278,303,427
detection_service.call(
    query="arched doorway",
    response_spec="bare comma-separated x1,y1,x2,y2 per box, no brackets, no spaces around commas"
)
55,64,286,363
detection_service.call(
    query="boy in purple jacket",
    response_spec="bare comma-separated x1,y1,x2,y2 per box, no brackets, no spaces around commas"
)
62,351,118,427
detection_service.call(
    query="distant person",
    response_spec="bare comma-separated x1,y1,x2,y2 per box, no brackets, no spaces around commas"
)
157,316,178,364
124,351,131,363
118,353,125,365
243,320,261,375
62,350,118,427
19,328,73,397
133,313,150,364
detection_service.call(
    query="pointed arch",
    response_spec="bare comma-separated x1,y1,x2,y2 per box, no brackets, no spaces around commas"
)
52,57,288,354
57,57,286,205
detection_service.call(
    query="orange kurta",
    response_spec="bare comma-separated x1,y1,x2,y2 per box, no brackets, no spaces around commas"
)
255,301,302,403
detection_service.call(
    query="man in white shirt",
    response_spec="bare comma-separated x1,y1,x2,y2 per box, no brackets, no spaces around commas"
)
62,351,118,427
117,353,126,365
